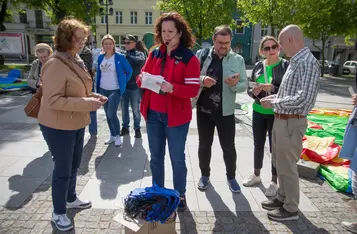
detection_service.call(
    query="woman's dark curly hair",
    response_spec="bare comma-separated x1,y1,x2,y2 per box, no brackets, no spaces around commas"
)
154,12,195,48
54,18,89,52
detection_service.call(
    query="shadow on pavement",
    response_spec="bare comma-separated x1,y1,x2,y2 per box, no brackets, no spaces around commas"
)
205,185,269,233
78,136,97,176
5,151,52,210
178,208,197,234
95,135,149,200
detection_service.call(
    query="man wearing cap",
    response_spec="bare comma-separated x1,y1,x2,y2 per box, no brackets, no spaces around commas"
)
120,35,146,138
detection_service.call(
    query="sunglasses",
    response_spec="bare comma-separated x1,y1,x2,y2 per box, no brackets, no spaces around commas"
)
124,41,134,45
263,44,279,52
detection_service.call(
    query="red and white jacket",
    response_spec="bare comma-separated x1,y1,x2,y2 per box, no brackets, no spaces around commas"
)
136,44,200,127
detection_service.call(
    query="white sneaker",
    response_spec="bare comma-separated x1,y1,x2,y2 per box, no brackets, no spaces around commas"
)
115,135,122,147
66,197,92,209
265,182,278,197
243,174,261,187
342,221,357,233
105,136,115,144
51,213,73,232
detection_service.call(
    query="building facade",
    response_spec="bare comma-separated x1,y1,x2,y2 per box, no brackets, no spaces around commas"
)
200,11,253,64
231,11,253,64
4,8,55,57
250,23,357,65
95,0,160,48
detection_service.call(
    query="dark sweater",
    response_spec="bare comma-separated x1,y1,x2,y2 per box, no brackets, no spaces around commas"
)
125,49,146,89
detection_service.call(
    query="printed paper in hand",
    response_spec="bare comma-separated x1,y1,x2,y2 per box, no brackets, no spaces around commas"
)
141,72,164,94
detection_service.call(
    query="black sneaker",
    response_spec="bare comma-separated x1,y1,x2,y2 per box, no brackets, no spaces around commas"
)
134,129,142,138
177,196,186,212
120,127,129,136
261,198,284,211
267,207,299,221
197,176,210,190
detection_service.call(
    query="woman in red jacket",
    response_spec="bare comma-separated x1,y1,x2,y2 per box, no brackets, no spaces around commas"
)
137,12,200,211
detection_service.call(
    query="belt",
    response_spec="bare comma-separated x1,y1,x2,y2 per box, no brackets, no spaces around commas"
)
274,113,306,120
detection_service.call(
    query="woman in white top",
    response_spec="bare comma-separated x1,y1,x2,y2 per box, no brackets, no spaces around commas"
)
96,34,132,146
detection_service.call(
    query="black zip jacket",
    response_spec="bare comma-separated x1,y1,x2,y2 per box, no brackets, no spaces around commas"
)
247,59,289,104
125,49,146,89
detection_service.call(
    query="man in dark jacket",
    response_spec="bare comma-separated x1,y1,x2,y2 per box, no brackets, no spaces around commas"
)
120,34,146,138
79,44,97,137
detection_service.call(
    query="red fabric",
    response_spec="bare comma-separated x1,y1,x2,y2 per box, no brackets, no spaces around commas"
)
149,92,167,113
136,44,200,127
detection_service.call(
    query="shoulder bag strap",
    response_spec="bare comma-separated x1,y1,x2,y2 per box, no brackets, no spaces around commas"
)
53,55,90,96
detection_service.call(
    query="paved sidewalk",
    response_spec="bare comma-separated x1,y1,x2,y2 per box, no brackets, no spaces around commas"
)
0,94,356,233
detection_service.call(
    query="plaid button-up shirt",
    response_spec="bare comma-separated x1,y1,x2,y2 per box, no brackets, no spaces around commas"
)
272,47,320,115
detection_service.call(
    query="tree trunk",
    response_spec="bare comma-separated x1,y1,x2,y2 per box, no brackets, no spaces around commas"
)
0,1,8,32
271,25,275,37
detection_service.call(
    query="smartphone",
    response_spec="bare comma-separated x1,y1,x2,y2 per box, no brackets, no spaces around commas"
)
348,86,355,96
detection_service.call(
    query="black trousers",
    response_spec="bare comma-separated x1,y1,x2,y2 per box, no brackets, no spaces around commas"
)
197,110,237,180
252,110,277,176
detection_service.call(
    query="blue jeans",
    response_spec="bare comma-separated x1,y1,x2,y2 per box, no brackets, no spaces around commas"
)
121,89,141,130
100,88,121,136
89,111,97,135
146,109,189,196
40,124,84,215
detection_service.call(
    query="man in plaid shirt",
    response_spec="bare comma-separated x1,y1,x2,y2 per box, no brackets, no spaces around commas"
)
260,25,320,221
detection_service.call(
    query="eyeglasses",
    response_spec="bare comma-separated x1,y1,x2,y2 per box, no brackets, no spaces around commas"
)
263,44,279,52
124,41,134,45
74,36,88,43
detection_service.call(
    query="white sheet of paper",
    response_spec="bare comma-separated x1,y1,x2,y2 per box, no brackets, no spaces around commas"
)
141,72,164,94
349,86,355,96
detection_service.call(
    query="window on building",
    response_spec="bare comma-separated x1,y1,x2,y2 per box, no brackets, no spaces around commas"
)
130,11,138,25
145,12,153,25
19,10,27,24
35,10,43,28
101,16,107,24
112,35,120,44
261,26,268,37
115,11,123,24
235,19,244,34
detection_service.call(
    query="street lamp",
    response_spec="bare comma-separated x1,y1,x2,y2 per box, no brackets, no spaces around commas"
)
99,0,113,34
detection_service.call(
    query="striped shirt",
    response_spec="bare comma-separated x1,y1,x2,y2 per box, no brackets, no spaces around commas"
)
272,47,320,115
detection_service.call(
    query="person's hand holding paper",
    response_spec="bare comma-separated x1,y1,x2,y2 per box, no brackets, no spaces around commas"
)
141,72,165,94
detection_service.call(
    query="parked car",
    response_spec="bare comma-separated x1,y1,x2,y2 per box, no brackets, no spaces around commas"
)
319,60,336,74
318,60,329,73
343,61,357,75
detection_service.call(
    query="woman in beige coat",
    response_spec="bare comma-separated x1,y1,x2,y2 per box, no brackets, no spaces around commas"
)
38,18,107,232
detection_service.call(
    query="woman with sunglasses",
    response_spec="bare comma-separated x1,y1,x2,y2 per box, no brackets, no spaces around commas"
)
243,36,289,197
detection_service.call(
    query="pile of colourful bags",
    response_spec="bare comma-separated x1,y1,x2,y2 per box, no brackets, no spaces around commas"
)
123,185,180,223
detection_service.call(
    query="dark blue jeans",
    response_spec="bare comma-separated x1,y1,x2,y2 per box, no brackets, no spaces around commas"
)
89,111,97,135
146,109,189,196
121,88,141,130
99,88,121,136
40,124,84,215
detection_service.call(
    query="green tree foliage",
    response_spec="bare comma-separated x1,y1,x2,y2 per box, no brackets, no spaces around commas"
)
155,0,237,44
237,0,296,37
2,0,99,32
294,0,355,76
